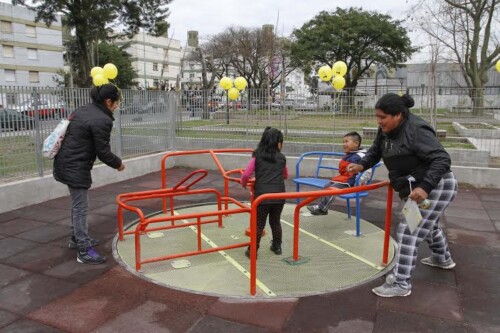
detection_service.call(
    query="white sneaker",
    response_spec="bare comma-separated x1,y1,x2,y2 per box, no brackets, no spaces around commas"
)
420,256,456,269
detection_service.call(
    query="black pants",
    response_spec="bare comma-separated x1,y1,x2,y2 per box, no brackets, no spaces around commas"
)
256,202,284,248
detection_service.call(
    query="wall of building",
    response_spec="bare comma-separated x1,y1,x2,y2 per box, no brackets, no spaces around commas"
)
0,3,63,89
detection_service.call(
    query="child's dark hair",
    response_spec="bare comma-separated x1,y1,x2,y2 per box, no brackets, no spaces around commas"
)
254,127,284,162
90,84,121,104
344,131,362,148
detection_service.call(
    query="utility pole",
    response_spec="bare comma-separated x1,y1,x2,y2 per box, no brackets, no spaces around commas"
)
143,29,147,88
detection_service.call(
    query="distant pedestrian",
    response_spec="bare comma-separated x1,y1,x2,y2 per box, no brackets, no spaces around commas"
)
53,84,125,265
348,93,457,297
241,127,288,258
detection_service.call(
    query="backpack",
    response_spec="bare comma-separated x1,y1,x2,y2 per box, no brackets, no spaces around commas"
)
42,115,73,159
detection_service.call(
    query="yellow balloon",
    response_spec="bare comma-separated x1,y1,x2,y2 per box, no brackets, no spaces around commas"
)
227,87,239,100
234,77,248,90
93,73,109,86
103,63,118,79
219,77,233,90
332,76,346,90
496,59,500,73
90,66,103,78
332,61,348,77
317,65,333,82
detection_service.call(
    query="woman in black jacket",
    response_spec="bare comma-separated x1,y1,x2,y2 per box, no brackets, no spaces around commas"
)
54,84,125,264
348,93,457,297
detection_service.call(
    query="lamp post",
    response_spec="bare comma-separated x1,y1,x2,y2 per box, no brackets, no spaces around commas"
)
398,77,405,94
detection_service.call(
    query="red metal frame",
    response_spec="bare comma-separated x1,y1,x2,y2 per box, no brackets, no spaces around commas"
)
116,149,394,296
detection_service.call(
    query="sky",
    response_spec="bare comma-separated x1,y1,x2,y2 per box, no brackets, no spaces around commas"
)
166,0,421,57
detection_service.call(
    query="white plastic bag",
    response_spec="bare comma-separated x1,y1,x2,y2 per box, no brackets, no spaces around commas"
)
42,119,70,159
402,199,423,234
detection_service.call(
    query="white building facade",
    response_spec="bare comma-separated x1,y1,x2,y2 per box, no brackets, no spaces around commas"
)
114,32,182,90
0,3,63,88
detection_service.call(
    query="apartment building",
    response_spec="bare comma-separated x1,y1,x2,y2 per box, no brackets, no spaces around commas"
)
114,31,182,90
0,2,63,92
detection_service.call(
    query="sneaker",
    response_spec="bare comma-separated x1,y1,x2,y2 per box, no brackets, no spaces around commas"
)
307,205,319,212
77,247,106,265
245,248,258,259
420,256,456,269
270,240,282,255
68,236,100,249
309,207,328,215
372,283,411,297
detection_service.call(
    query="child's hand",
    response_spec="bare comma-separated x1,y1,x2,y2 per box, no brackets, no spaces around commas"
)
347,163,363,174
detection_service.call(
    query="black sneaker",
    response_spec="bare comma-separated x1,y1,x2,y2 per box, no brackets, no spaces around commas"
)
270,240,282,255
245,248,258,259
68,236,100,249
77,247,106,265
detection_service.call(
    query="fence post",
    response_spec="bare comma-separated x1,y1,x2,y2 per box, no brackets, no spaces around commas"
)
32,88,44,177
167,91,177,149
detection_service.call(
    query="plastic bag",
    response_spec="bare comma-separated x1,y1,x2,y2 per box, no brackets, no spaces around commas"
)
402,199,423,234
42,119,70,159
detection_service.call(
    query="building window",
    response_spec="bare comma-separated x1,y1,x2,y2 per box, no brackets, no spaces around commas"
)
189,73,195,78
25,25,36,38
153,63,158,71
29,71,39,83
2,45,14,58
6,93,17,105
4,69,16,82
27,48,38,60
1,21,12,34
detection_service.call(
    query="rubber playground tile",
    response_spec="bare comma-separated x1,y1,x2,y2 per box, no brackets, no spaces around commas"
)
456,265,500,298
377,283,462,322
444,207,491,221
373,310,467,333
451,244,500,269
445,216,495,232
282,282,380,332
25,207,71,223
92,300,207,333
446,227,500,246
43,257,114,283
207,298,297,332
188,315,272,333
0,274,78,314
0,212,17,223
0,264,31,288
1,244,73,273
462,296,500,327
0,238,38,260
0,309,19,329
0,219,49,236
14,224,69,243
0,319,66,333
29,267,215,333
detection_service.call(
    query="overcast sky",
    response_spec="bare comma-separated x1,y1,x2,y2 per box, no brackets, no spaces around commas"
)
166,0,427,62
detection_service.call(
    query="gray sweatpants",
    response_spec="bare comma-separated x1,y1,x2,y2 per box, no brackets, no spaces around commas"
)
68,186,92,250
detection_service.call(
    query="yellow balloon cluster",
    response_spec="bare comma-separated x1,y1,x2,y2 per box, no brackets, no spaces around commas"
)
496,59,500,73
220,76,247,100
90,63,119,86
317,61,347,91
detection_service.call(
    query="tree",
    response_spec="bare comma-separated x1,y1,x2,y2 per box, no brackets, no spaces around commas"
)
96,43,137,89
12,0,171,87
411,0,500,113
290,8,417,90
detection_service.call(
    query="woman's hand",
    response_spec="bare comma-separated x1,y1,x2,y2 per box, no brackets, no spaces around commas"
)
346,163,364,175
409,187,427,203
118,163,125,171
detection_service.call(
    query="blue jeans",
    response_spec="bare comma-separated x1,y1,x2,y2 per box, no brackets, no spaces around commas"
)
68,186,91,250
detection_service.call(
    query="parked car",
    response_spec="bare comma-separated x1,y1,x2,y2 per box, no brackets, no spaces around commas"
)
0,108,34,130
16,99,65,119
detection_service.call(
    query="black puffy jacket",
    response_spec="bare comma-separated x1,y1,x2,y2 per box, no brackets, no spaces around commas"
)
254,152,287,204
53,102,122,189
359,113,451,199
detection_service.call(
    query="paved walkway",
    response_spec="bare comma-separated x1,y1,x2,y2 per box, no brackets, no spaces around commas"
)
0,168,498,333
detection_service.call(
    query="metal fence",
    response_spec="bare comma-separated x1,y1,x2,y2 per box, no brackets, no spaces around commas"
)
1,85,499,183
